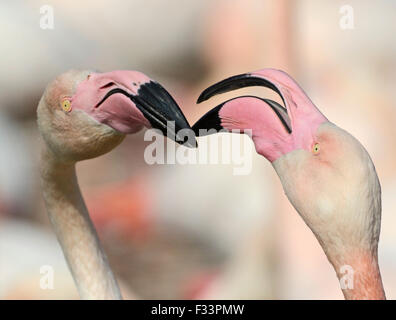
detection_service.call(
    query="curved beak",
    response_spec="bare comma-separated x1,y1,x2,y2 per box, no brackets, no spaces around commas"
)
196,73,284,104
73,71,197,148
192,69,328,162
193,72,291,136
193,96,290,136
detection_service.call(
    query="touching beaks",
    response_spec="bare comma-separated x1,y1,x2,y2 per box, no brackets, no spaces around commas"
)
134,81,198,147
193,72,291,136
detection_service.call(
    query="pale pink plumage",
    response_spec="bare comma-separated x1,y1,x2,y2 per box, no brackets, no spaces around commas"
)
37,69,193,299
193,68,385,299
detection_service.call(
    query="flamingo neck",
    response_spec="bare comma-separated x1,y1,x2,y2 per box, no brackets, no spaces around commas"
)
329,248,385,300
40,148,122,299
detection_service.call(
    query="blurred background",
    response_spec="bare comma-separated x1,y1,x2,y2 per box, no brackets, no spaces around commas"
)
1,0,395,299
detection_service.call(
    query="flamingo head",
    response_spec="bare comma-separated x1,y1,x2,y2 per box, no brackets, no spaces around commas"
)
193,69,381,265
37,70,195,162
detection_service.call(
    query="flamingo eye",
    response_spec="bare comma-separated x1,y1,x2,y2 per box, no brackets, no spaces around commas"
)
61,99,72,112
312,143,320,154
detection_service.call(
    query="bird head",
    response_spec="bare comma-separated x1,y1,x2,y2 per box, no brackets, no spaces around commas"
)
193,69,381,261
37,70,195,162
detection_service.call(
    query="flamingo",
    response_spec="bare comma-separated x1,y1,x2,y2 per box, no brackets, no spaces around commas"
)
192,68,385,300
37,69,195,299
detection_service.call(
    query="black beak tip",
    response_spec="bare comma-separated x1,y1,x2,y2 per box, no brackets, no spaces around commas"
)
196,73,252,104
191,105,224,137
134,80,198,146
195,72,283,106
196,93,207,104
191,124,201,136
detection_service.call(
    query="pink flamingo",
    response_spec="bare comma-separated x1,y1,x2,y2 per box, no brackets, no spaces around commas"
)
37,69,195,299
193,68,385,300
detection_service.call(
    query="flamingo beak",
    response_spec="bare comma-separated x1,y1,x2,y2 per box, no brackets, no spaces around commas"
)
73,71,197,148
96,81,197,147
196,73,284,104
193,73,291,136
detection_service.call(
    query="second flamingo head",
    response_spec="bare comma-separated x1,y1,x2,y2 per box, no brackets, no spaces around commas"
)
193,69,382,282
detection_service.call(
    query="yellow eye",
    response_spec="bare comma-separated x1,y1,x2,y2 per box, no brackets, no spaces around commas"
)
61,99,72,112
312,143,320,154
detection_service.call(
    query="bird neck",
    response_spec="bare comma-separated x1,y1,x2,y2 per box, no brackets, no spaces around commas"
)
40,147,122,299
329,248,385,300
